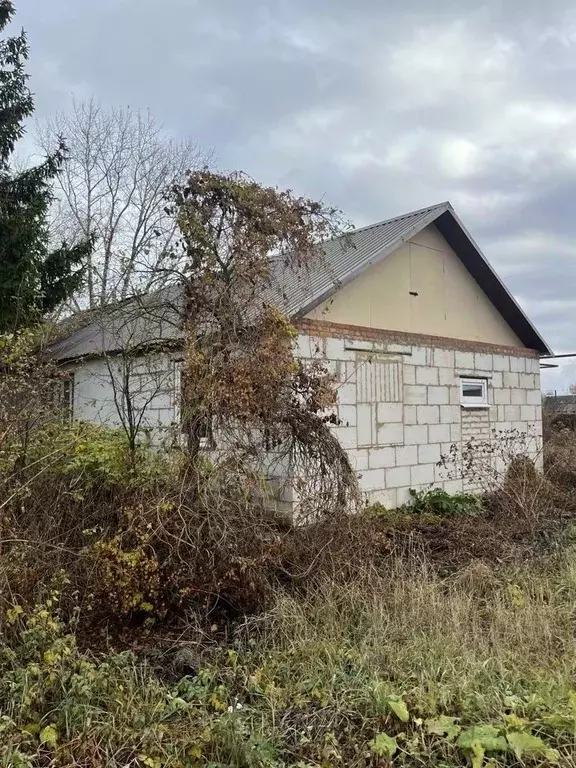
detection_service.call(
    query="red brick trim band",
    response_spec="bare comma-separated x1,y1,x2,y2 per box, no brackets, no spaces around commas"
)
296,318,541,359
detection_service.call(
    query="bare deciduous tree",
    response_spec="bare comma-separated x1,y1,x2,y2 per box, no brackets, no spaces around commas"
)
37,98,208,310
105,350,178,461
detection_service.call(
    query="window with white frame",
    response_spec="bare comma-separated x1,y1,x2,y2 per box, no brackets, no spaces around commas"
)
61,373,75,422
460,377,488,408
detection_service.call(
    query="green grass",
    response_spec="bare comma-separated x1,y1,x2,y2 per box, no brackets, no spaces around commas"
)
4,548,576,766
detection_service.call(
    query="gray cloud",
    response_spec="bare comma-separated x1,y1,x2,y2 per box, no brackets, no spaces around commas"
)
15,0,576,388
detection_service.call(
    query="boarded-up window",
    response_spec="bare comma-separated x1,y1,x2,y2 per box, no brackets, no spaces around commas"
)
356,357,402,403
356,355,404,447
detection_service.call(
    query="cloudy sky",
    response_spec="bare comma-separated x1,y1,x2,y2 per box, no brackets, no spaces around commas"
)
13,0,576,390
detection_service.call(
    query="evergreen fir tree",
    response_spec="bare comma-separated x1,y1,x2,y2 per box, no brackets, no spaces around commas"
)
0,0,90,330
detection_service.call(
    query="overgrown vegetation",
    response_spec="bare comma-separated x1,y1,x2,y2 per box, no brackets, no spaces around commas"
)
4,340,576,766
170,169,358,518
4,323,576,766
2,378,576,765
4,548,576,766
404,487,482,517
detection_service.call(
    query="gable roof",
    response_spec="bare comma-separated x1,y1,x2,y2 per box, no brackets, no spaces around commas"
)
281,201,551,354
277,202,448,317
47,201,552,361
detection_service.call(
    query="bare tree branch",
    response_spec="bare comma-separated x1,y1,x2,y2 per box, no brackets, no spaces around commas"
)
36,98,209,309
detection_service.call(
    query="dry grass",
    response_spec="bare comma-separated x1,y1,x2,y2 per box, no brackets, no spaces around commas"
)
244,552,576,720
3,549,576,765
3,427,576,636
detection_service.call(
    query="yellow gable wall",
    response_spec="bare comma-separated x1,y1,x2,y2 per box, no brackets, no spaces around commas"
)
307,224,524,348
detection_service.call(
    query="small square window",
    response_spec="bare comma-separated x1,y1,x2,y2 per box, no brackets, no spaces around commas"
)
460,377,488,408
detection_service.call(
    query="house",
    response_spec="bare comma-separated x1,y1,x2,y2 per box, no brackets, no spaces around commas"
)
543,395,576,431
544,395,576,414
47,202,551,509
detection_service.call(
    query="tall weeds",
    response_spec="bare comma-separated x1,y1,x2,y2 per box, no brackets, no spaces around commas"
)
5,333,576,763
3,551,576,765
242,552,576,720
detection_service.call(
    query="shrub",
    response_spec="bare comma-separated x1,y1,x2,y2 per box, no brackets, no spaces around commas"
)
405,487,482,517
91,508,161,618
48,457,289,627
26,420,131,485
0,594,197,767
24,420,179,491
545,426,576,501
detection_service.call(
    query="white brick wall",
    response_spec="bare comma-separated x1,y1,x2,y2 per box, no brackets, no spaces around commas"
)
70,353,178,446
404,366,416,385
429,423,451,443
404,385,427,404
361,468,386,491
348,449,369,471
296,332,544,509
396,445,418,466
428,386,450,405
416,367,439,385
339,404,357,426
490,371,503,388
404,405,418,424
527,389,542,406
377,422,404,445
368,447,396,468
67,332,544,509
510,356,526,373
418,443,442,464
433,348,455,368
404,424,429,445
386,465,411,487
455,351,475,369
511,389,527,405
410,463,435,485
377,402,403,422
439,368,456,386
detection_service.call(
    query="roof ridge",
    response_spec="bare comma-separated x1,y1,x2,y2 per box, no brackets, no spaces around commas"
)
339,200,450,239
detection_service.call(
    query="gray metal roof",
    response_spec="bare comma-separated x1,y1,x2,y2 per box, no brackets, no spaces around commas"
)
46,284,183,361
47,201,552,360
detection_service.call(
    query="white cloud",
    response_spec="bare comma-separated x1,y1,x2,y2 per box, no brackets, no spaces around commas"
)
450,190,526,224
381,130,428,171
387,20,518,108
438,138,483,178
490,231,576,269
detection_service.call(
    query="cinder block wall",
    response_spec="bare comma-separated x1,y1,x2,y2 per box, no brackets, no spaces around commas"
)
69,353,179,446
296,320,543,509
